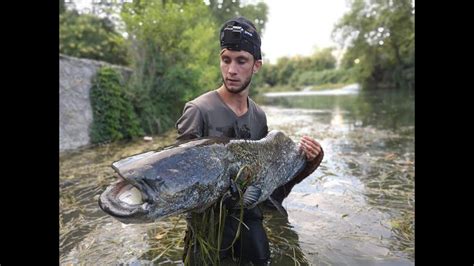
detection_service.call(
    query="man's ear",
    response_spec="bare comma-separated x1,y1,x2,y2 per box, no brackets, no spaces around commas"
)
253,60,262,73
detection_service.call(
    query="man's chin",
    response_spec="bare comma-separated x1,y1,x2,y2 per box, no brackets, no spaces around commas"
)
222,76,252,94
224,84,246,94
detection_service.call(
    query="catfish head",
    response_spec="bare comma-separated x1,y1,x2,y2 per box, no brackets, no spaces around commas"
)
98,138,231,224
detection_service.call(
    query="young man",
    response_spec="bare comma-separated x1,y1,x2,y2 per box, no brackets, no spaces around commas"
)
176,16,323,265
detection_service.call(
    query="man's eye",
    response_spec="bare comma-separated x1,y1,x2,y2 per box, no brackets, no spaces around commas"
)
238,60,247,64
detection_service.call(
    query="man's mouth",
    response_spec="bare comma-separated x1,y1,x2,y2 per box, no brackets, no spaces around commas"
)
226,78,240,83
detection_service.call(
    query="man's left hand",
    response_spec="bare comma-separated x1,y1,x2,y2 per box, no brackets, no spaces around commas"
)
299,136,322,161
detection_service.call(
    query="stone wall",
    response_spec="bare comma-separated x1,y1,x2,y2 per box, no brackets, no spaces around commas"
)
59,54,132,152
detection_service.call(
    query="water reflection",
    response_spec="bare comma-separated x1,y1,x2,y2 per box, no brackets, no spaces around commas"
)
330,106,345,128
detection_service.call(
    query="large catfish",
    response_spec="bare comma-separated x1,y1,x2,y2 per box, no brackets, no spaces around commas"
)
98,130,323,224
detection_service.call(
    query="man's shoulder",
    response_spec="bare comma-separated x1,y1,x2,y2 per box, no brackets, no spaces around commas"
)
188,90,219,109
248,97,267,117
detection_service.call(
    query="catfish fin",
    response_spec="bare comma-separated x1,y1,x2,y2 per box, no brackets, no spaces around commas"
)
242,186,261,208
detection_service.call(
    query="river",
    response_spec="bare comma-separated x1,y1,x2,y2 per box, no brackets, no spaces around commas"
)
60,84,414,265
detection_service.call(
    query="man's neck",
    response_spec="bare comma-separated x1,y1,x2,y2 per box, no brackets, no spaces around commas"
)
217,85,249,117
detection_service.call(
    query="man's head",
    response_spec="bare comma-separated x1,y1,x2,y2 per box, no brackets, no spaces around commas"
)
219,17,262,94
220,16,262,61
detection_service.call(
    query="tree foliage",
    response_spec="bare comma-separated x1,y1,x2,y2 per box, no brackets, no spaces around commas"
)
254,47,345,89
117,0,269,135
121,0,220,134
207,0,268,35
333,0,414,89
61,0,269,137
60,9,130,65
90,67,144,144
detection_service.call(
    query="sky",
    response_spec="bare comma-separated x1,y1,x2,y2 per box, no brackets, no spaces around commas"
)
70,0,350,64
261,0,350,63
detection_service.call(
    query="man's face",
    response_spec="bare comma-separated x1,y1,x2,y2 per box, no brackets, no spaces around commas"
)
220,49,262,94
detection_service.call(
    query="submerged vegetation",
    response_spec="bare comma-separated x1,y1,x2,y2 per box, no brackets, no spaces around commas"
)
390,210,414,255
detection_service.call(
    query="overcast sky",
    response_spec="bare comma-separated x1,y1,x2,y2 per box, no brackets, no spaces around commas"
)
261,0,350,63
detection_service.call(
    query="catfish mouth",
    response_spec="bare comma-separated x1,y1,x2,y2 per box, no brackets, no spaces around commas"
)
98,175,150,223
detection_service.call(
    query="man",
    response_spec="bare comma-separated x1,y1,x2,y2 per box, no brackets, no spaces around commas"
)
176,16,323,265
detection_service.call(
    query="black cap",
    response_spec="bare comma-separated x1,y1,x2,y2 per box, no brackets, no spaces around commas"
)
220,16,262,60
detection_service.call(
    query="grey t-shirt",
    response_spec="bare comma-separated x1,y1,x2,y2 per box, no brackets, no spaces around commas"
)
176,90,268,141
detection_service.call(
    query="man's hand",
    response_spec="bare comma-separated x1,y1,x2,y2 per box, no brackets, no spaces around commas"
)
299,136,322,161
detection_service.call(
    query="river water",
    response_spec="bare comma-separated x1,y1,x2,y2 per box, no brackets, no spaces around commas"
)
60,84,414,265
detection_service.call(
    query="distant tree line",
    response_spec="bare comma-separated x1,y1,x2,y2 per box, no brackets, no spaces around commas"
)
252,47,355,93
255,0,414,92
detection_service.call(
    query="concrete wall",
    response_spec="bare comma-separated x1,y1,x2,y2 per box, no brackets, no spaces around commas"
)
59,54,132,152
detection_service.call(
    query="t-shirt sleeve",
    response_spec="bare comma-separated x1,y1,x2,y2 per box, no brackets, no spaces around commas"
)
175,102,204,141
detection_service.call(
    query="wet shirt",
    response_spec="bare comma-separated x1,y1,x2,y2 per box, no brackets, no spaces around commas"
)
176,90,268,141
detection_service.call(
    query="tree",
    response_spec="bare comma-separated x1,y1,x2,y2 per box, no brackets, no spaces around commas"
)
333,0,414,89
63,0,269,135
309,47,337,71
254,48,339,88
60,10,130,65
207,0,268,35
121,0,220,134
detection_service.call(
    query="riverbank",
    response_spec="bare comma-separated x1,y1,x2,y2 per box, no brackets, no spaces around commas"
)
255,82,355,95
263,83,360,97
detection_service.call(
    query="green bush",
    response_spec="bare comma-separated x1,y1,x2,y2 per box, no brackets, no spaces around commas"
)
90,67,143,144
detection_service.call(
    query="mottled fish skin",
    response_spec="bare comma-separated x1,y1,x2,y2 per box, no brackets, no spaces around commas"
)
99,130,307,224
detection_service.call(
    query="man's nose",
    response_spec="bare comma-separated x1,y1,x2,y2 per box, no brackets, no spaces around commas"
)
228,61,238,75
